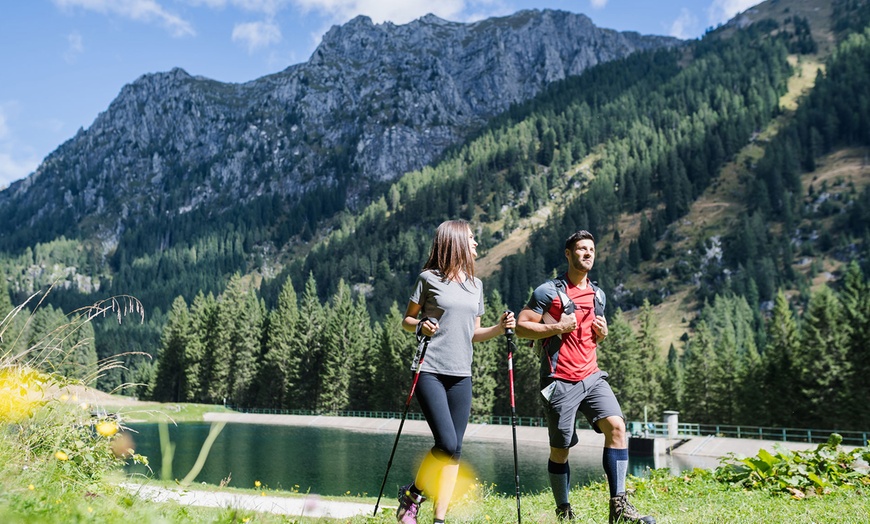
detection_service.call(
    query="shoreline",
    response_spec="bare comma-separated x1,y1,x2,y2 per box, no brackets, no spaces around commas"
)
201,412,844,467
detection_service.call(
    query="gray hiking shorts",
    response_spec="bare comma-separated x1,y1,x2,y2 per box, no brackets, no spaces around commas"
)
542,371,624,448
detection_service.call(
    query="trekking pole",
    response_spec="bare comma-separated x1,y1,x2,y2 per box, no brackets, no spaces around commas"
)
373,320,436,517
505,311,522,524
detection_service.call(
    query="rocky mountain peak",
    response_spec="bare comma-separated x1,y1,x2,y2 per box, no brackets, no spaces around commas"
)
0,9,681,254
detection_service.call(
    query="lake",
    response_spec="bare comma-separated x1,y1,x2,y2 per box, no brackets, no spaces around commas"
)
123,422,706,497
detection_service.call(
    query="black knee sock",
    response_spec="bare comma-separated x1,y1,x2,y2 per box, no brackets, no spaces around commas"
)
548,459,571,506
602,447,628,497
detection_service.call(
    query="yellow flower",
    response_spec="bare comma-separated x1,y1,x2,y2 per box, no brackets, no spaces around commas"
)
87,507,93,513
254,480,261,488
260,492,265,497
96,420,119,437
55,451,69,461
28,484,35,490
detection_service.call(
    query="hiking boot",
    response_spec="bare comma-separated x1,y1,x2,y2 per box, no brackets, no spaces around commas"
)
609,493,655,523
396,484,426,523
555,503,575,521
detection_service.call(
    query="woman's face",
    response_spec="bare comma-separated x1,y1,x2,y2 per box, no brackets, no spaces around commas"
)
467,228,478,258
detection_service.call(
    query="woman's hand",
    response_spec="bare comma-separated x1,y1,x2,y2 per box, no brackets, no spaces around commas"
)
417,317,439,338
501,310,516,334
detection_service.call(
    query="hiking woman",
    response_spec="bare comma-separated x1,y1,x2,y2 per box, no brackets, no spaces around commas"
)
397,219,515,524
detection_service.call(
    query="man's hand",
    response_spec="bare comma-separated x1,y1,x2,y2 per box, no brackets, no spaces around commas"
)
592,315,608,339
557,312,577,334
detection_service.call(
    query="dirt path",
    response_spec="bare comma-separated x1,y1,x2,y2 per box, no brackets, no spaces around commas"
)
122,482,376,519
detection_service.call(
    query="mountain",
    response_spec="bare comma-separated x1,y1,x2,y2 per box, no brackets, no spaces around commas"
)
0,9,678,267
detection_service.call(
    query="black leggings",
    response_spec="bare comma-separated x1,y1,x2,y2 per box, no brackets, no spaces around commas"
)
415,373,472,462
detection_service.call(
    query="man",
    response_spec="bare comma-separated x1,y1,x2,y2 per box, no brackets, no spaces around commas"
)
515,230,655,523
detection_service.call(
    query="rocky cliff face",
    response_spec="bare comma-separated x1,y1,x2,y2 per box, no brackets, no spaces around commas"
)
0,9,679,253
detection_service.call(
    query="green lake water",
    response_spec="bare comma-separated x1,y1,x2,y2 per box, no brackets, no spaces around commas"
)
124,422,701,497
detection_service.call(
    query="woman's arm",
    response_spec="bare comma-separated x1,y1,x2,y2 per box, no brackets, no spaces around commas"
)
472,310,516,342
402,301,438,338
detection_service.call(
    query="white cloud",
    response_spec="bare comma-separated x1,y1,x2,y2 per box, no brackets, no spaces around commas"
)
0,105,47,188
53,0,196,37
669,8,699,39
64,31,84,64
0,152,40,189
707,0,759,27
232,19,282,51
589,0,608,8
187,0,292,16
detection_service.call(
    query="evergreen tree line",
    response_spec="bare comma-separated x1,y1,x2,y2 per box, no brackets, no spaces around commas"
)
147,261,870,432
0,279,97,381
148,273,534,421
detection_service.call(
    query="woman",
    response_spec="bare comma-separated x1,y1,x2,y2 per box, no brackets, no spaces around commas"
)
397,219,515,524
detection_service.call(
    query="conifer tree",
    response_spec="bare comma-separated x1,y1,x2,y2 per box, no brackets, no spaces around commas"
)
347,292,376,411
598,308,644,419
840,261,870,427
681,320,716,423
204,286,233,404
223,275,265,407
763,290,801,426
189,292,218,403
636,300,664,417
661,344,683,414
149,296,190,402
257,277,301,409
294,273,325,410
319,279,357,413
797,286,850,428
25,303,97,381
370,303,412,412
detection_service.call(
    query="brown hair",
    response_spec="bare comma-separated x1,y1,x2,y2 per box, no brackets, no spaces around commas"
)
423,220,476,283
564,230,595,251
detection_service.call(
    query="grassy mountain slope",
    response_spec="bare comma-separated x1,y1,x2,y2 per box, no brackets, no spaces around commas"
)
473,0,867,351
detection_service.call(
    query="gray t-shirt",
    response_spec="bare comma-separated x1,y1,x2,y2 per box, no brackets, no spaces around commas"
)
410,269,485,376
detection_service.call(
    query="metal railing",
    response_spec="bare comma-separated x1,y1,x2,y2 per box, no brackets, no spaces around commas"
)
230,407,869,446
633,421,869,447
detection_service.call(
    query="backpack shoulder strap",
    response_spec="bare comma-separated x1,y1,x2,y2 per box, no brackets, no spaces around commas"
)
590,281,606,317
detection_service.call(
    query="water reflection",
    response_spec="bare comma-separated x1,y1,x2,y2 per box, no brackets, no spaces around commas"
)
124,423,704,496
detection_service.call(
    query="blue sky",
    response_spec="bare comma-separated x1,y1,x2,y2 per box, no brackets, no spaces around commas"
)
0,0,760,189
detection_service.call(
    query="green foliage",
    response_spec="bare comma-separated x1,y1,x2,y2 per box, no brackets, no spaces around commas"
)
714,433,870,496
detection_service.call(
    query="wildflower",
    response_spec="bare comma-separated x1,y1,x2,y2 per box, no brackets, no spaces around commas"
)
96,420,119,437
87,507,93,513
260,492,265,497
55,451,69,461
254,480,261,488
28,484,35,490
79,402,88,410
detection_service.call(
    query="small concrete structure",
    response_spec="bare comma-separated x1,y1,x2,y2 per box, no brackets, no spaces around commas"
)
663,410,679,439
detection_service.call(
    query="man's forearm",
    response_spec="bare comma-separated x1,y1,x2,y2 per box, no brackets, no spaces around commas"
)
516,322,562,340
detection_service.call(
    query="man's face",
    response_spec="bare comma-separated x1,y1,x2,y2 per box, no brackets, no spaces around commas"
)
565,238,595,273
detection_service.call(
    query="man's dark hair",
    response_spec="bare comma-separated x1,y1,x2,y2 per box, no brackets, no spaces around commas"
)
564,230,595,250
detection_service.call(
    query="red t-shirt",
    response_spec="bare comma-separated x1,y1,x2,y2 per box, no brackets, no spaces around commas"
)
529,277,600,382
